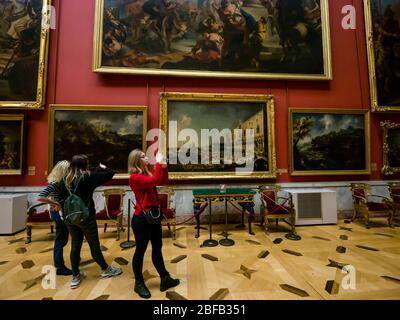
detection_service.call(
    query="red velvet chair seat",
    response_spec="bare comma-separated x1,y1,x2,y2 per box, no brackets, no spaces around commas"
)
366,202,390,211
96,209,122,220
27,210,51,223
162,208,175,219
266,205,291,215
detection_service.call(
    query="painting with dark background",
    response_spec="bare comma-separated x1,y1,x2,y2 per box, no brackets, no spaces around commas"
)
387,127,400,167
367,0,400,109
50,109,145,175
290,111,369,174
95,0,331,79
0,0,44,103
0,117,23,174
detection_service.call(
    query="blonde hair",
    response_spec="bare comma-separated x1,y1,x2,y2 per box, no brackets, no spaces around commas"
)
128,149,150,175
48,160,70,183
65,154,90,188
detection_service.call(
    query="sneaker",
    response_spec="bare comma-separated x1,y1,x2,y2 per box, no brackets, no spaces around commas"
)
100,266,123,278
160,274,180,292
70,272,86,289
56,267,72,276
134,281,151,299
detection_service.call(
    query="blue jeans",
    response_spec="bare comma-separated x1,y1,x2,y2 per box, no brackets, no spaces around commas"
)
54,218,69,269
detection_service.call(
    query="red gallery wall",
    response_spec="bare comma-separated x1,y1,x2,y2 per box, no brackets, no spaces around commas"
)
1,0,400,187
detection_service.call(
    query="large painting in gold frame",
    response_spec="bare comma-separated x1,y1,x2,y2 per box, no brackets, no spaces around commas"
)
289,109,371,176
160,92,276,180
0,114,25,175
381,120,400,175
364,0,400,111
48,105,148,179
0,0,51,109
93,0,332,80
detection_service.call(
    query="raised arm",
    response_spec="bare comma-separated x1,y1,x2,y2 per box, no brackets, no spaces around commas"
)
129,163,164,189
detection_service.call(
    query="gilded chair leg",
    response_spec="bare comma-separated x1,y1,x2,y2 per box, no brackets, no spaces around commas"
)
167,223,171,231
276,219,278,229
116,223,120,241
351,208,357,222
25,226,32,244
364,209,370,229
389,209,394,228
50,225,54,233
172,223,176,240
264,217,269,233
104,223,107,233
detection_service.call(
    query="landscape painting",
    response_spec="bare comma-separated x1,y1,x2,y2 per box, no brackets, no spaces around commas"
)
289,109,370,175
160,92,276,180
0,0,50,109
93,0,332,80
381,120,400,175
364,0,400,111
0,114,24,175
49,105,147,178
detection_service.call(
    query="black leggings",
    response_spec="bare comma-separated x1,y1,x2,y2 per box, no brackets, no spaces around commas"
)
131,213,168,282
67,217,109,276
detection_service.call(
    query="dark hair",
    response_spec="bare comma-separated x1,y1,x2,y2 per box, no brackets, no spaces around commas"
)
71,154,89,171
65,154,89,187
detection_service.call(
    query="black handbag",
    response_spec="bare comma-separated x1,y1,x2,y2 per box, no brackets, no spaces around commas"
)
135,187,163,225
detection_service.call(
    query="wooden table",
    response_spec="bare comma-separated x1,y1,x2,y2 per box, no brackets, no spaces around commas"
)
192,188,256,247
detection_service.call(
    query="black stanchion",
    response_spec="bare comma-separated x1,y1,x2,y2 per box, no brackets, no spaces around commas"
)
120,199,136,249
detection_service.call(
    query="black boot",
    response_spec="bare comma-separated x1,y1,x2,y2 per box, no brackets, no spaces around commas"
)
56,267,72,276
134,281,151,299
160,274,180,292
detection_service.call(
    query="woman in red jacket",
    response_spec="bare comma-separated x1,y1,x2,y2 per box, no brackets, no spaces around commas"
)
128,148,180,299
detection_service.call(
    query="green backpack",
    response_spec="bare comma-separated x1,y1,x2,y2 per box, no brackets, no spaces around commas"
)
63,176,90,226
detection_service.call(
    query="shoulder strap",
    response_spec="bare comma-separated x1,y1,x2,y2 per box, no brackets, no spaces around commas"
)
63,175,83,196
73,175,83,194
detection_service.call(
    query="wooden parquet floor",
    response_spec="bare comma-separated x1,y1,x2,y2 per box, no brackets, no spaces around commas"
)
0,219,399,300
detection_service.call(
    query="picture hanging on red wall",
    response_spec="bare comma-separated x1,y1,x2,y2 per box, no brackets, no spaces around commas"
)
381,120,400,174
289,109,371,176
0,0,51,109
93,0,332,80
0,114,24,175
364,0,400,111
160,92,276,180
48,105,148,179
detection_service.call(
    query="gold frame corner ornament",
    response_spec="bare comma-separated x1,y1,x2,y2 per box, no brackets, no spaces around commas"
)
0,114,25,175
93,0,332,80
48,104,148,179
288,108,371,176
159,92,277,180
0,0,51,110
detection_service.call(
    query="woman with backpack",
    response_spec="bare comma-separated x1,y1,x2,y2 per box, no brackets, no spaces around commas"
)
128,148,180,299
59,154,122,289
37,160,72,276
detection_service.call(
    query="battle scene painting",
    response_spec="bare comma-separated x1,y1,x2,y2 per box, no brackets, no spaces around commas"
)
94,0,331,79
0,0,50,108
0,115,24,175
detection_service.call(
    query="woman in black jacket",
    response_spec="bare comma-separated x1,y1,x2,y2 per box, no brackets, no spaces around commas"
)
59,154,123,289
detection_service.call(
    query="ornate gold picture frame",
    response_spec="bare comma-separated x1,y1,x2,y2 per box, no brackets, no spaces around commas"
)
48,104,148,179
0,114,25,175
364,0,400,111
289,109,371,176
160,92,276,180
381,120,400,175
93,0,332,80
0,0,51,109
